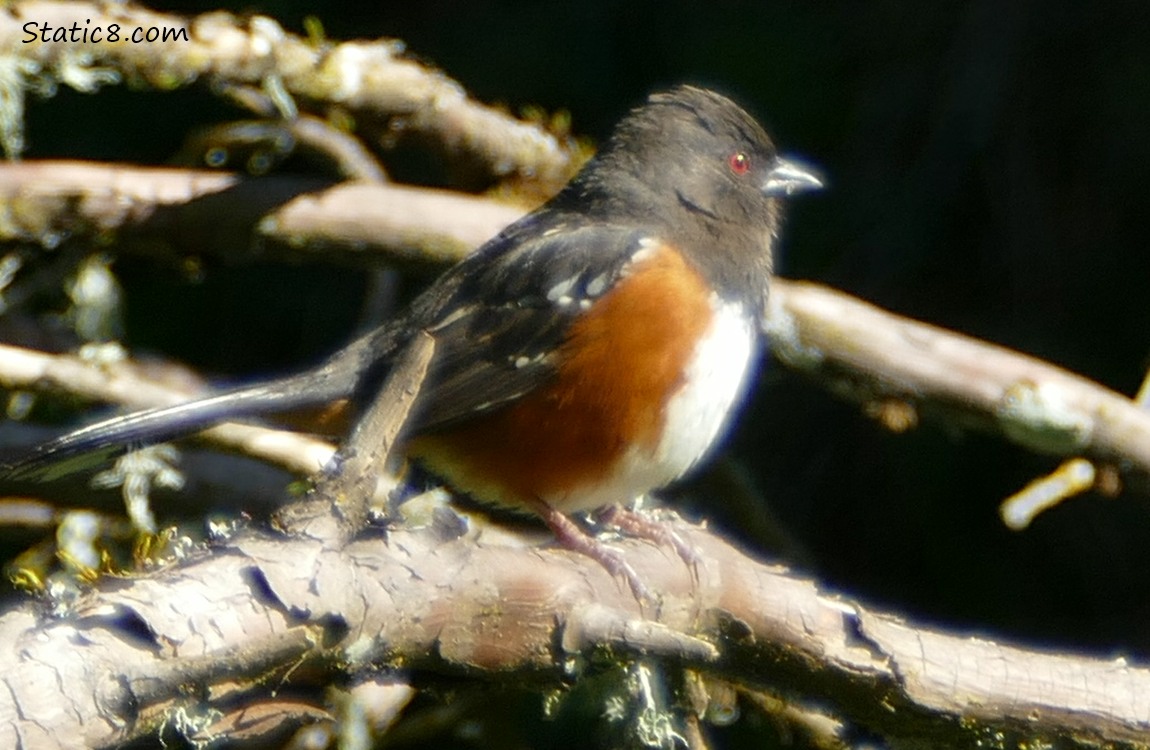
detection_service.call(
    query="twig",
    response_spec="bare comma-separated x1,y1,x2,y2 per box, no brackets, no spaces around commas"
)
999,457,1097,530
1137,368,1150,408
0,1,578,184
280,332,435,539
174,116,390,181
285,116,390,182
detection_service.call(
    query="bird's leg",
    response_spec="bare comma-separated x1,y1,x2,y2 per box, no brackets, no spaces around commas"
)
596,504,701,582
524,496,653,603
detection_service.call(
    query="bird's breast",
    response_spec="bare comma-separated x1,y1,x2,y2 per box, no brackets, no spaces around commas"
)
407,243,760,514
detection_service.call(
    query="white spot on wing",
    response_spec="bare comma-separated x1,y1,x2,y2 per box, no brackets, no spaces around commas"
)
473,391,527,412
627,236,663,267
585,272,611,298
509,352,550,369
430,304,475,331
546,276,578,304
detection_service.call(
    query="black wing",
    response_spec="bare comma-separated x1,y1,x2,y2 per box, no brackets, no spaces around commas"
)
398,217,656,432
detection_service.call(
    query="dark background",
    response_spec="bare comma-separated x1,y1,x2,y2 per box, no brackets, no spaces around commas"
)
13,0,1150,700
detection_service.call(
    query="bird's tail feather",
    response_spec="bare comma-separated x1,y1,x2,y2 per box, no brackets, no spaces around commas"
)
4,375,337,482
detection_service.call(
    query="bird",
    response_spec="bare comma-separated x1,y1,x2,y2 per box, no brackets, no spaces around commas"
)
6,85,821,594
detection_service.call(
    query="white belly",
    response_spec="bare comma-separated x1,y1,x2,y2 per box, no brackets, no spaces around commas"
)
549,298,758,511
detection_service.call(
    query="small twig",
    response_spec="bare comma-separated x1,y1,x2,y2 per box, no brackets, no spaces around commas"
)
738,688,848,750
286,116,390,182
562,603,719,663
174,116,389,181
999,457,1097,530
1,1,578,183
1137,367,1150,409
282,331,435,539
0,496,56,528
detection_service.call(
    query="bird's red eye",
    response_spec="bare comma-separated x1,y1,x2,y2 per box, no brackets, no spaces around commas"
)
728,151,751,175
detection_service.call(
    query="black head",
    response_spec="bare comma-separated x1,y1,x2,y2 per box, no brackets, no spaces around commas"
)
563,85,821,299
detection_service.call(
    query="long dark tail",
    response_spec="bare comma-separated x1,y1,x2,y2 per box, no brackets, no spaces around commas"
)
4,376,331,481
4,321,404,481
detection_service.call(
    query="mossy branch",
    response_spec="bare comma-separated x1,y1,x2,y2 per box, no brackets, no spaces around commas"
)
0,0,580,186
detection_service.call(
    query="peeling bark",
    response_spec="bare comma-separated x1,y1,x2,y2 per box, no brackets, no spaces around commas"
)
1,521,1147,748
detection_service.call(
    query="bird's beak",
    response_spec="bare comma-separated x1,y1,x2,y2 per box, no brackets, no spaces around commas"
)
762,157,823,197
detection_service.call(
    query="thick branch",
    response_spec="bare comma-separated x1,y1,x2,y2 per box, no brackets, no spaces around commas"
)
0,522,1145,749
767,282,1150,478
0,161,522,271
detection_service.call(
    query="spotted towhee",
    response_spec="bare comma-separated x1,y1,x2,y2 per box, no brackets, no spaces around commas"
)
8,85,821,591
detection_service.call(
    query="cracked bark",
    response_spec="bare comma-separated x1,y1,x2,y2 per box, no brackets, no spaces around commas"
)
1,523,1148,748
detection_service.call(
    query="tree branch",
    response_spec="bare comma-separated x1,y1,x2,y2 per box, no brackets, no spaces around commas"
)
0,521,1145,749
0,161,522,271
766,281,1150,484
